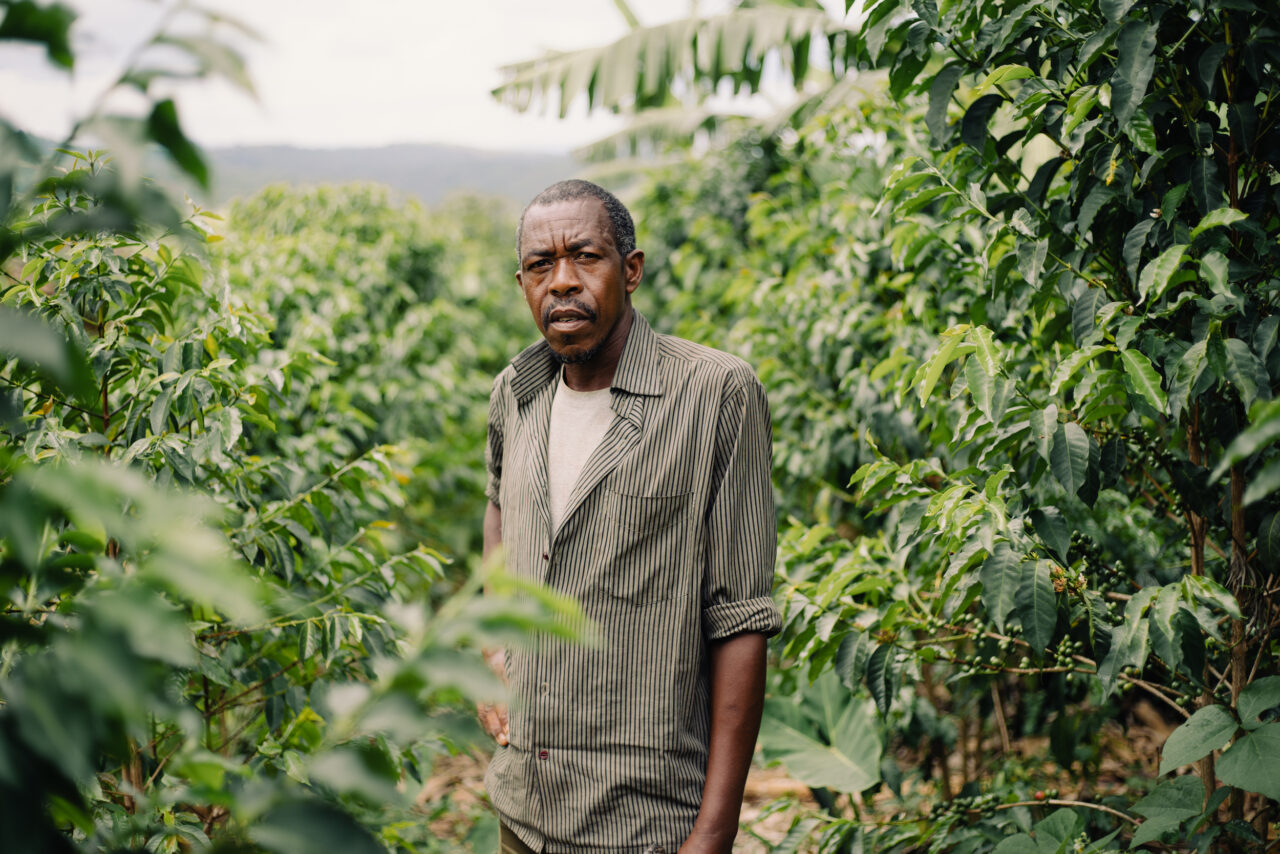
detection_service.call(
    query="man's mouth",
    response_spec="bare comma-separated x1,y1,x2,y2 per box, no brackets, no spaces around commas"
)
545,304,596,332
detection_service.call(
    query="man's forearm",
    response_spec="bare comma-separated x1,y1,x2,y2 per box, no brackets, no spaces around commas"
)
682,631,767,853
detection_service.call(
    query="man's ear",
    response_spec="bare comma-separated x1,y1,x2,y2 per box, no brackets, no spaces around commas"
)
623,249,644,295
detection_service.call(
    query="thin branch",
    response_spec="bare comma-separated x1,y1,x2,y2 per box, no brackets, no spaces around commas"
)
230,448,384,538
216,697,269,752
143,743,180,789
992,798,1139,825
0,374,101,419
1120,674,1191,720
206,660,300,718
991,683,1012,754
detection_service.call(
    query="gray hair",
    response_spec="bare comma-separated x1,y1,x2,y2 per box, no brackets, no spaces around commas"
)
516,179,636,260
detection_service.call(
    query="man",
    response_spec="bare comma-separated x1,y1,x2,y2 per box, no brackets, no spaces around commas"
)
481,179,780,853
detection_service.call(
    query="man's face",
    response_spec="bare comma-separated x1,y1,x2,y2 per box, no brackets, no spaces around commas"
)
516,197,643,365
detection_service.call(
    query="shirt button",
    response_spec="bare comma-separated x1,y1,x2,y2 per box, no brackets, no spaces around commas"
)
538,749,549,760
541,552,549,561
540,682,549,696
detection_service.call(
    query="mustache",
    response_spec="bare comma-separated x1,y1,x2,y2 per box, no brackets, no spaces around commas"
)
543,298,597,328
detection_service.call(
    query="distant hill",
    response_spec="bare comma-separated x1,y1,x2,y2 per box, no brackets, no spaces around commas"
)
203,143,578,206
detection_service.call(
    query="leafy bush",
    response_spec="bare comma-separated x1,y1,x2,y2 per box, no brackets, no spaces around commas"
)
631,0,1280,849
0,148,558,852
214,184,525,559
1,4,555,851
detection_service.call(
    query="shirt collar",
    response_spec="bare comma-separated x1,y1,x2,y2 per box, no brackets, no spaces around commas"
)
509,309,664,405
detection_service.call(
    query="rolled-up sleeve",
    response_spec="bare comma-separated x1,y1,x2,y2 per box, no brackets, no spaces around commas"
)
702,373,781,641
484,373,507,509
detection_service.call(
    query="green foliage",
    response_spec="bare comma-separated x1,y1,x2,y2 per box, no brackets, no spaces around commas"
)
213,184,524,558
0,4,551,851
620,0,1280,848
1158,706,1236,775
0,1,252,260
0,1,75,69
758,671,883,794
1,156,562,851
1129,776,1218,848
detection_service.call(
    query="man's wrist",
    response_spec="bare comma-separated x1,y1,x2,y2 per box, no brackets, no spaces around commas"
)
681,819,737,853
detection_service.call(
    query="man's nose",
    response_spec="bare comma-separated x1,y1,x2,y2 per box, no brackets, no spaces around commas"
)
548,258,581,296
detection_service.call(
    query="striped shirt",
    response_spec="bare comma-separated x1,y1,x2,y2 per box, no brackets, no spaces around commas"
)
483,310,781,852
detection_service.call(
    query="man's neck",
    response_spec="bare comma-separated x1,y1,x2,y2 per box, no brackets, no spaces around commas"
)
561,308,634,391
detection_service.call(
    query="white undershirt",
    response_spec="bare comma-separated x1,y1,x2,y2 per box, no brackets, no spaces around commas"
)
547,371,615,532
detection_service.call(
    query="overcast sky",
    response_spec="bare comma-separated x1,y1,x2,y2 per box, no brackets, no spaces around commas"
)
2,0,757,152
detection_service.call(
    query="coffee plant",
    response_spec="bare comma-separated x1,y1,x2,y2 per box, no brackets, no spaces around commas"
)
619,0,1280,849
1,4,570,851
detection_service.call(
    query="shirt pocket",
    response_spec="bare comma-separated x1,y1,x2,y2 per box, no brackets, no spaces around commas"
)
604,487,692,532
600,488,694,604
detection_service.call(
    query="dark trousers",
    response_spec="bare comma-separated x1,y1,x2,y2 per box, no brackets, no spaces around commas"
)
499,823,539,854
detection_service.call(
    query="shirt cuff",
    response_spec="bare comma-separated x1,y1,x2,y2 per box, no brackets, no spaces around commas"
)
703,596,782,641
485,479,500,509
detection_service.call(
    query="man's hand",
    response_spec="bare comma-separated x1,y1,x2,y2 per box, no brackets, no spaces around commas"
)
477,700,509,746
478,645,509,746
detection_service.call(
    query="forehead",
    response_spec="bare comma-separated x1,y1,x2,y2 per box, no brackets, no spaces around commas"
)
520,197,614,254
